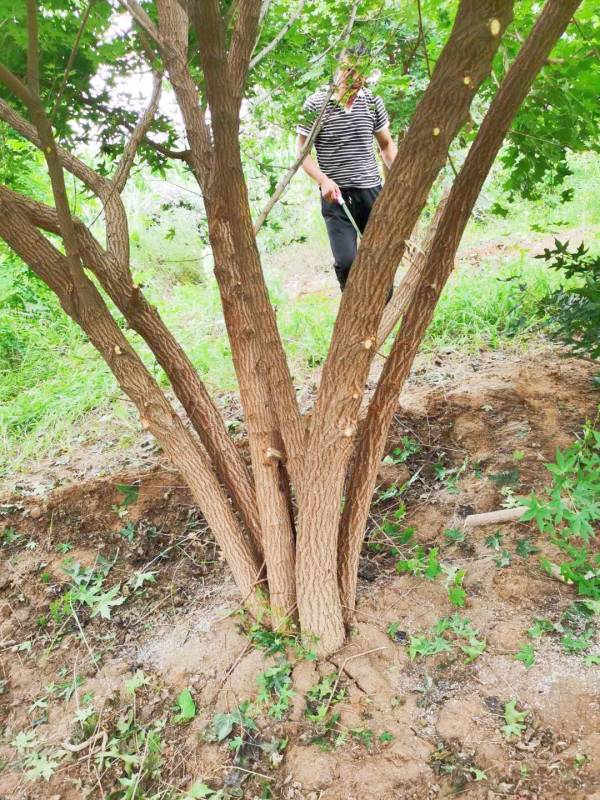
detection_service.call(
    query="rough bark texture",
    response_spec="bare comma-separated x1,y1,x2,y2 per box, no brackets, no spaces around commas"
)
191,0,302,621
0,0,577,656
0,182,263,554
295,0,514,654
338,0,581,621
0,201,264,608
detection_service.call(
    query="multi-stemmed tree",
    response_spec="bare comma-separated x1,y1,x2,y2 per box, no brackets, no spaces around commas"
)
0,0,586,654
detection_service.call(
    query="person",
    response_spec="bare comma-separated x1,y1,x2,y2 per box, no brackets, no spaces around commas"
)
296,48,398,291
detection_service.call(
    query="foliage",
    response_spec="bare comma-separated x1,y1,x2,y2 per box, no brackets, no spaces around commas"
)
49,557,125,624
256,660,295,720
407,614,486,663
537,240,600,360
522,416,600,600
501,699,528,740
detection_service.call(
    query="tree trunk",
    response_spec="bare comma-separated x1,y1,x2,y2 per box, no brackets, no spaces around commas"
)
0,203,265,611
296,0,514,655
339,0,582,621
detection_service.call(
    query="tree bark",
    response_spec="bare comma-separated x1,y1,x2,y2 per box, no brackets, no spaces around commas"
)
1,182,264,555
0,201,264,609
339,0,581,621
191,0,304,621
296,0,514,655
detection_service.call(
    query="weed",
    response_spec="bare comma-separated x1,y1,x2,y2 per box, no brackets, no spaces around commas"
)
2,527,22,546
49,557,125,624
494,549,512,568
523,417,600,601
409,614,487,663
256,661,295,719
527,618,553,639
385,436,421,464
485,531,503,551
119,521,137,543
515,537,539,558
396,545,441,581
205,702,257,747
444,528,466,544
305,673,346,722
173,688,196,724
515,642,536,670
443,566,467,608
501,699,528,739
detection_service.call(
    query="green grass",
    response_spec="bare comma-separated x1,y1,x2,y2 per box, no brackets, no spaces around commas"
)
1,152,599,478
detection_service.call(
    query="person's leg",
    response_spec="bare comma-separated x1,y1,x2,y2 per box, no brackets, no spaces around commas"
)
321,194,357,291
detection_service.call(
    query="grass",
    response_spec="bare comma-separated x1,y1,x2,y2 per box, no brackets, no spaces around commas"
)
1,153,599,479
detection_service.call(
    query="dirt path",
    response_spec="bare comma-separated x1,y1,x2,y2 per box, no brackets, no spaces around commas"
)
1,348,598,799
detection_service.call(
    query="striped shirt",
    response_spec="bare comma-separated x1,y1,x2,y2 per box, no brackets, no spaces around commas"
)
297,87,389,189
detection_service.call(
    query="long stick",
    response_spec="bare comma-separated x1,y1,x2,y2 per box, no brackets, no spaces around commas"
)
253,0,360,233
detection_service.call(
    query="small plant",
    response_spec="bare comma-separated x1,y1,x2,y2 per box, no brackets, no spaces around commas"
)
527,618,553,639
514,642,536,670
522,418,599,601
119,521,137,543
494,549,512,568
501,699,528,739
385,435,421,464
305,673,346,722
515,537,539,558
205,702,257,748
408,634,452,660
173,688,196,724
396,545,441,581
49,557,125,624
536,240,600,360
485,531,503,551
443,527,466,544
2,527,22,546
256,661,295,719
444,567,467,608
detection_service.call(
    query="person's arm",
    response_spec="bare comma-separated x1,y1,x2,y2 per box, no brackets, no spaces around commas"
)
296,133,341,202
375,126,398,170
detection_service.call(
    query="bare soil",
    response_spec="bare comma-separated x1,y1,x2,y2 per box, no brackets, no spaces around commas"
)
1,347,599,799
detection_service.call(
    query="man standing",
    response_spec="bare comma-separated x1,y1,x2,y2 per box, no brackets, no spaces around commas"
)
296,52,397,291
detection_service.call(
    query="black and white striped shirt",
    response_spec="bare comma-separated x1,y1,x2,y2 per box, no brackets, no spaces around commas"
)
297,87,389,189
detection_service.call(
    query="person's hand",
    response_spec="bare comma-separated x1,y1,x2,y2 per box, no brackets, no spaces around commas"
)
320,177,341,203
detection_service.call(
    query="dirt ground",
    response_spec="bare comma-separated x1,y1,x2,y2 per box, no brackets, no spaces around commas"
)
1,345,599,799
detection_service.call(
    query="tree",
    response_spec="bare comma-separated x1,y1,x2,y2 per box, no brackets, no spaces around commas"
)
0,0,587,655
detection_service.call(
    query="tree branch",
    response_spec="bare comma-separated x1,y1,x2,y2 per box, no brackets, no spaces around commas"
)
0,198,265,608
249,0,307,70
121,0,167,55
49,0,95,123
113,68,163,193
338,0,582,619
26,0,40,97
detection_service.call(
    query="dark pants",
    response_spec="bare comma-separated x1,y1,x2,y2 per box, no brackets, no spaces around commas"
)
321,185,381,291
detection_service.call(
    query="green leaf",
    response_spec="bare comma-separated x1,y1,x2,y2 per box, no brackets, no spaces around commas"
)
116,483,139,507
444,528,465,543
516,538,539,558
11,730,37,753
459,637,486,663
527,618,553,639
485,532,503,551
174,689,197,724
501,699,528,739
514,642,536,670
